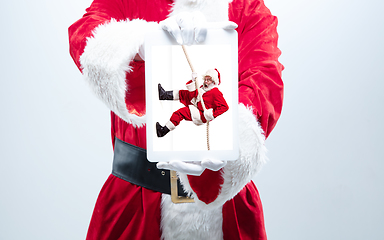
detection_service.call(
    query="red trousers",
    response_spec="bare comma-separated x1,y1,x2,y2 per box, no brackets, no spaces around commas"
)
170,106,206,126
169,89,207,126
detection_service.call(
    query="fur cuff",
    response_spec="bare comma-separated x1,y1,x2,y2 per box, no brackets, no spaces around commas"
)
186,80,196,92
165,121,176,131
173,90,180,100
80,19,158,127
188,105,204,126
204,108,214,121
178,103,267,209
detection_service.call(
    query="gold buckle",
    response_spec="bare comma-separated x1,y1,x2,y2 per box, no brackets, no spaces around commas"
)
170,170,194,204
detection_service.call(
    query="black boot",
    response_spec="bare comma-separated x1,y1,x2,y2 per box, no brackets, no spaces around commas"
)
158,84,174,100
156,122,170,137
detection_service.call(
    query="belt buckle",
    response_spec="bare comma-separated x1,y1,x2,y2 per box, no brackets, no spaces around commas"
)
170,170,194,203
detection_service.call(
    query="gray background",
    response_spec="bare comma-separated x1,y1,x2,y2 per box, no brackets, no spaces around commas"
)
1,0,383,239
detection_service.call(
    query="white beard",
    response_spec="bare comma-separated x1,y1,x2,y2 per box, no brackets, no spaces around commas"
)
201,83,216,92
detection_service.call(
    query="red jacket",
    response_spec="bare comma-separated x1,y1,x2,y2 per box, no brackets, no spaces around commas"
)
199,87,229,119
178,83,229,123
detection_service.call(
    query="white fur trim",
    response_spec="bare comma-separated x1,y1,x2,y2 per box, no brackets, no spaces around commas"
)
170,0,231,22
173,90,180,100
203,69,219,85
178,103,267,209
188,105,204,126
201,84,217,92
160,194,223,240
80,19,159,127
190,87,205,106
165,121,176,131
204,108,214,121
186,81,196,92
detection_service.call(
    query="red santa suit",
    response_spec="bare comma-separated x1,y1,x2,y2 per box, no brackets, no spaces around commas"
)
168,79,229,130
68,0,283,239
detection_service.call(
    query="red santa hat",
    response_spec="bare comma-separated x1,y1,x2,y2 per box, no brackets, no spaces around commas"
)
203,68,221,85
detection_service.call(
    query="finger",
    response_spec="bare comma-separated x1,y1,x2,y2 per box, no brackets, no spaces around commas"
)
156,162,172,170
222,21,238,30
194,26,207,43
192,12,207,43
169,161,205,176
176,13,194,45
201,159,227,171
161,19,183,45
170,25,184,45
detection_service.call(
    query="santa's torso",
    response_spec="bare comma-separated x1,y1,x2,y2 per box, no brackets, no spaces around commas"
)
69,0,283,239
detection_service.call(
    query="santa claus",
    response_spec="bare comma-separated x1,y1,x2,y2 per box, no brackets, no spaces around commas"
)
68,0,283,239
156,69,229,137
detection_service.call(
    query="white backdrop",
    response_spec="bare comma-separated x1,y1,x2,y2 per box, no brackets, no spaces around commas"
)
0,0,383,239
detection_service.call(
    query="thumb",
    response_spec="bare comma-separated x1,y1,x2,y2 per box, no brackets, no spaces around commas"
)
201,159,227,171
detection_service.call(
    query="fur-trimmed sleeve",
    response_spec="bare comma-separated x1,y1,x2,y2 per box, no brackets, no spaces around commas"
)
178,104,267,208
68,0,159,127
232,0,284,137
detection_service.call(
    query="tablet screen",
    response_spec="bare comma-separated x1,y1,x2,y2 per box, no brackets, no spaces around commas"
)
145,28,239,162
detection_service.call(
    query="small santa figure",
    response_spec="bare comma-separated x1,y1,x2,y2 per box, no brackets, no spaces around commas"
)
156,68,229,137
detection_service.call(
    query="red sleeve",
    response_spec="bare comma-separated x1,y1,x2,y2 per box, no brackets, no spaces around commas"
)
212,89,229,118
187,0,283,204
68,0,126,70
232,0,284,138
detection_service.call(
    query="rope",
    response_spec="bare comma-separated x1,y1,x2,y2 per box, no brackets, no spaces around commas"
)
181,45,210,150
206,122,210,150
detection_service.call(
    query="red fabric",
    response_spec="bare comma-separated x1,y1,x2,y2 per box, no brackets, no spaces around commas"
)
198,88,229,118
170,107,192,126
178,89,198,106
223,182,267,240
68,0,172,71
231,0,284,138
171,87,229,126
68,0,283,239
188,169,224,204
86,175,162,240
179,87,229,119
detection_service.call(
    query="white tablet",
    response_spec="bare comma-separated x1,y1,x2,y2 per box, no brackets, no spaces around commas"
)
145,28,239,162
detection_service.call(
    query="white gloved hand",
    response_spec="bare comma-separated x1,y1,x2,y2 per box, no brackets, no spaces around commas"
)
157,161,205,176
191,72,198,81
201,159,227,171
160,11,207,45
160,12,238,45
204,108,214,121
157,159,227,176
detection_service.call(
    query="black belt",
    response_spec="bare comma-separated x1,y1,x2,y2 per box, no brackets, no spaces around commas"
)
112,137,187,197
